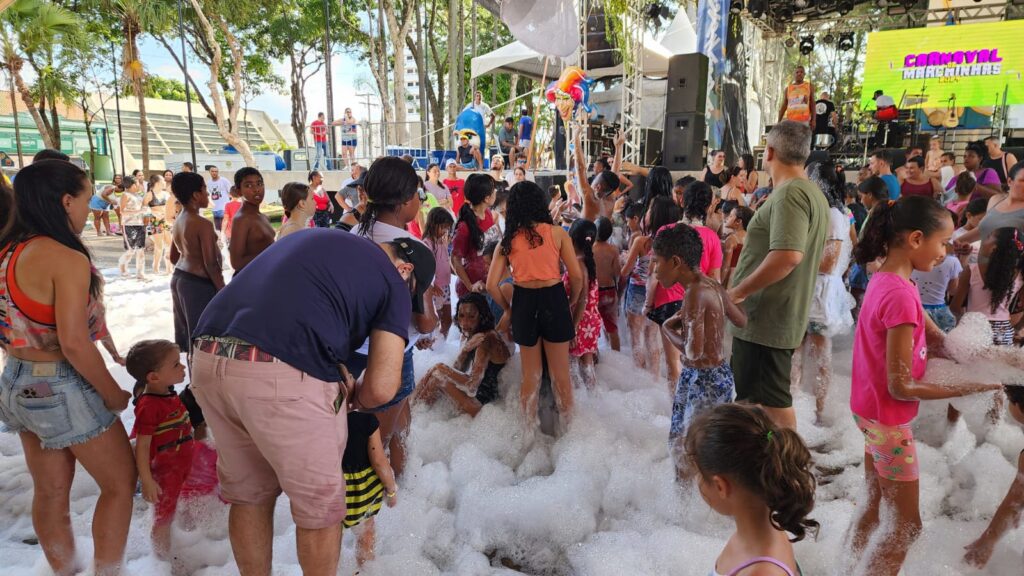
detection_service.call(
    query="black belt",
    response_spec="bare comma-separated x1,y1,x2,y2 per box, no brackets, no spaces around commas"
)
156,434,194,453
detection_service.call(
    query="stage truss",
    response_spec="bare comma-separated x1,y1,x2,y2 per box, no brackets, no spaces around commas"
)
618,0,646,165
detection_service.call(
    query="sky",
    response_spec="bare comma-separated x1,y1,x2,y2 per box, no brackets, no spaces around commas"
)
138,36,383,126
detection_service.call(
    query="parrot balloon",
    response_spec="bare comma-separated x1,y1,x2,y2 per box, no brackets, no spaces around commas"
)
545,66,595,121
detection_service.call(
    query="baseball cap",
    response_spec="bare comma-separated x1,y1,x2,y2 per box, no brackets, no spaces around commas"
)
445,158,457,169
389,237,436,315
345,172,366,188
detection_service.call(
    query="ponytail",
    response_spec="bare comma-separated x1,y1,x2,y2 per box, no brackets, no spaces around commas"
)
458,174,496,251
853,195,951,266
684,403,819,542
569,218,597,280
456,202,484,251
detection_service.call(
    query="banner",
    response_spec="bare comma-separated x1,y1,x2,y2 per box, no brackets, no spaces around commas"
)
696,0,750,161
862,20,1024,110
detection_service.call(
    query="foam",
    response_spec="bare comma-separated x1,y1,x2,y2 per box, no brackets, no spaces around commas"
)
0,272,1020,575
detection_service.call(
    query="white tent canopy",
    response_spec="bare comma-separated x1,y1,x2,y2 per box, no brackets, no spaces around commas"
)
471,31,674,81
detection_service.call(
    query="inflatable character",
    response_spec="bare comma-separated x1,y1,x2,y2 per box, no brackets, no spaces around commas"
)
545,66,595,122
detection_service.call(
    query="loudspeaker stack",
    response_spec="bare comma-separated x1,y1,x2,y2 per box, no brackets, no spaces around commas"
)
663,54,709,171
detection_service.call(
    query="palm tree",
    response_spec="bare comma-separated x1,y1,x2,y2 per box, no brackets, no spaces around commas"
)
0,0,79,151
106,0,170,173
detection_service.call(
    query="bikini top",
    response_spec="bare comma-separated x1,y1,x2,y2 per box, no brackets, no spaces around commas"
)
149,191,168,207
0,237,109,351
712,556,798,576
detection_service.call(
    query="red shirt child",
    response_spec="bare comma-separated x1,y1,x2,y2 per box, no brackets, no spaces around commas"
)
223,196,242,240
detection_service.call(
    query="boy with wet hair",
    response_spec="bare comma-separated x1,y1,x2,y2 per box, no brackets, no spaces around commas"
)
652,224,747,471
228,167,275,272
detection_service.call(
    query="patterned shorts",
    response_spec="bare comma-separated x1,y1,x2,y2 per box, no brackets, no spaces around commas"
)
923,304,956,333
854,414,919,482
990,320,1015,346
669,363,735,440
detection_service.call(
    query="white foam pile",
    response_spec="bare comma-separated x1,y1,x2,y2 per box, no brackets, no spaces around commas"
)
0,275,1021,575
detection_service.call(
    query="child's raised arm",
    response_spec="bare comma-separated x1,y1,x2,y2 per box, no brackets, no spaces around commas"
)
964,450,1024,568
367,430,398,507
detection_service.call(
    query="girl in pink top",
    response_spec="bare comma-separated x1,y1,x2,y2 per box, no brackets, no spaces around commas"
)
848,196,1001,576
423,207,455,340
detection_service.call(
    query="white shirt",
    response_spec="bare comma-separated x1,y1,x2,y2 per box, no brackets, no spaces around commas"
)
207,177,232,212
911,255,962,306
464,101,493,122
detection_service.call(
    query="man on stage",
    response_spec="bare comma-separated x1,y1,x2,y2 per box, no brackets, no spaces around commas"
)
872,89,899,148
813,91,838,146
778,66,815,130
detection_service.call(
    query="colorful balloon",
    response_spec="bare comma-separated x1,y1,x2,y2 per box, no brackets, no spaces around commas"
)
544,66,595,116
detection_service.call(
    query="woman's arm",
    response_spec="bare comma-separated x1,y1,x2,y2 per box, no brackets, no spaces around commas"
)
366,430,398,507
99,334,125,366
55,252,129,411
951,266,971,317
819,239,842,275
886,324,1000,400
570,264,588,326
486,248,512,326
557,227,585,310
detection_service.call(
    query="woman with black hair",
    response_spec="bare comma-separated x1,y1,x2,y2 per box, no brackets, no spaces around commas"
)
414,293,510,416
351,155,438,477
452,173,498,298
963,141,1003,201
308,170,332,228
719,166,747,213
488,181,583,433
703,149,727,186
0,160,135,576
740,152,759,193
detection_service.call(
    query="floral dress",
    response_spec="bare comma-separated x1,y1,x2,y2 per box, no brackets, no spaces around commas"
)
564,271,601,357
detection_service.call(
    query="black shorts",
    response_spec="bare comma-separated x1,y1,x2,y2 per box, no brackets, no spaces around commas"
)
511,284,575,346
646,300,682,326
731,337,795,408
123,225,146,249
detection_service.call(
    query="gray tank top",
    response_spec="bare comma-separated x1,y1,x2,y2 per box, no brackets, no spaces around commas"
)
979,197,1024,243
978,197,1024,263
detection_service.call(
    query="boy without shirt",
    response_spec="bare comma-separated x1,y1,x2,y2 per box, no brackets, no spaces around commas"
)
228,167,275,273
652,224,747,475
169,171,225,439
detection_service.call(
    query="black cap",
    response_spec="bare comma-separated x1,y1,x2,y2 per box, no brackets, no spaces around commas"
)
390,237,436,315
346,173,366,188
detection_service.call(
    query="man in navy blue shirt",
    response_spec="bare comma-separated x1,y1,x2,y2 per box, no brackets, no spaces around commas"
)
190,229,434,575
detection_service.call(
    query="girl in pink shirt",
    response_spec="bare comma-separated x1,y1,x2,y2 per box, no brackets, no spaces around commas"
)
423,207,455,340
848,196,1001,576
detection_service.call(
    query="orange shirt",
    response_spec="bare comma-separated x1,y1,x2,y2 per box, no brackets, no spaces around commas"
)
784,82,812,123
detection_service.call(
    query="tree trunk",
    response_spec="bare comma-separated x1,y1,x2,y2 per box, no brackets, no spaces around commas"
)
9,76,23,167
383,0,416,146
188,0,254,166
81,97,96,183
367,4,394,147
447,0,458,124
507,73,520,117
289,51,307,148
11,65,54,149
125,30,150,172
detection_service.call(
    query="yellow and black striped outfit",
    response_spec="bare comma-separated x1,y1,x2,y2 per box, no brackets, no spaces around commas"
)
342,412,385,528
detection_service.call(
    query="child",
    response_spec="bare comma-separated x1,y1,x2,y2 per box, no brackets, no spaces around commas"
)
127,339,193,562
443,159,466,214
228,167,275,272
276,182,314,240
946,172,974,220
414,293,511,416
654,224,746,462
423,207,455,339
721,206,753,288
342,411,398,568
565,219,603,390
310,172,332,228
847,196,1002,575
622,201,643,251
452,175,498,298
593,216,622,351
952,226,1024,345
684,403,817,576
963,384,1024,569
221,185,242,242
483,239,513,332
910,242,962,333
952,197,988,267
487,180,582,433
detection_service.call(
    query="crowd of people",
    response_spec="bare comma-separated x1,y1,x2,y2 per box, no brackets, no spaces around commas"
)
1,114,1023,576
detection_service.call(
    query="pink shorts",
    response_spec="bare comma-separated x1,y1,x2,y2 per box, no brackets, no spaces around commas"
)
853,414,920,482
191,350,349,529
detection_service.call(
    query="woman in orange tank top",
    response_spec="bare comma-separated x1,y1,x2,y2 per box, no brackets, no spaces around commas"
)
0,161,135,576
487,181,583,434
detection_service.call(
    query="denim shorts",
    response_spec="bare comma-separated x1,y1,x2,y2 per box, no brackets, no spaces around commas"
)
624,283,647,316
0,357,118,449
345,348,416,412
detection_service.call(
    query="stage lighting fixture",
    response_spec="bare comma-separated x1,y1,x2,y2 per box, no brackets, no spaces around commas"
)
838,32,855,51
776,5,794,20
838,0,854,14
900,0,917,9
817,0,837,13
799,35,815,55
748,0,766,17
785,36,796,48
730,0,744,14
794,0,812,8
823,32,835,44
876,0,889,6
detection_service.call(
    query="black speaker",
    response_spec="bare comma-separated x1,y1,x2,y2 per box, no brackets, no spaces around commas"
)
662,113,706,171
585,10,619,70
666,54,709,115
